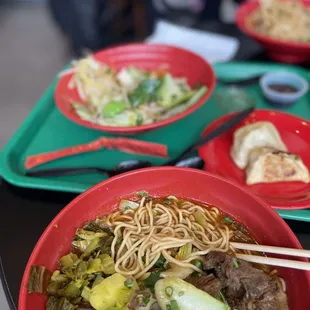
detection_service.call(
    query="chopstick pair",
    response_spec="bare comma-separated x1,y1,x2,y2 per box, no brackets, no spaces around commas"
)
231,242,310,271
25,137,168,170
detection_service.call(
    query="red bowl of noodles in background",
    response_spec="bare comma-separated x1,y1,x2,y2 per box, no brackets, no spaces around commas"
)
55,44,216,135
19,168,310,309
236,0,310,64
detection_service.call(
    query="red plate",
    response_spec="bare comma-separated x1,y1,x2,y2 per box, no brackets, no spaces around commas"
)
19,168,310,310
199,110,310,210
55,43,215,135
236,0,310,64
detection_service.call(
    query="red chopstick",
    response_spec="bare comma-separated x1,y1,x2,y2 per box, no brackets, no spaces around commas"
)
25,137,168,169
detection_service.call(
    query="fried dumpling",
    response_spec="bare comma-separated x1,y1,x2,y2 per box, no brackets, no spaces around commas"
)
246,148,310,185
230,121,287,169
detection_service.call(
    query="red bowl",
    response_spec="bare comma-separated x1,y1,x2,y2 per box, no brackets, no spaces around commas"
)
55,44,216,135
198,110,310,210
236,0,310,64
19,167,310,310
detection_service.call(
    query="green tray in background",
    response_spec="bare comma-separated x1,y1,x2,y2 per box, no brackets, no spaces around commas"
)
0,62,309,221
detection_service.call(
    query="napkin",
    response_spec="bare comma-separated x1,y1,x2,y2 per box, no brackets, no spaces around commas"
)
146,20,240,63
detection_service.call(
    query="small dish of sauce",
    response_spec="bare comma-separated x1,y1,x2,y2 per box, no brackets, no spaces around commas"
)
260,72,309,106
267,83,299,94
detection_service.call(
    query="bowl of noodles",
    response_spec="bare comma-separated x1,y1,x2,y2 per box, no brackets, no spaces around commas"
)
19,167,310,310
55,44,215,134
236,0,310,63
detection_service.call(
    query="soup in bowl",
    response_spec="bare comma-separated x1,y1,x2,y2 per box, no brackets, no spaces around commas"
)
19,168,310,309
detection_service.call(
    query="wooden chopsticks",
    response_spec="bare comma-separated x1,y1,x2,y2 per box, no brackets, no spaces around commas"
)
236,254,310,271
231,242,310,271
231,242,310,258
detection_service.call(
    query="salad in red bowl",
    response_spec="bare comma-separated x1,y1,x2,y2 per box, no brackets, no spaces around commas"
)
55,44,215,134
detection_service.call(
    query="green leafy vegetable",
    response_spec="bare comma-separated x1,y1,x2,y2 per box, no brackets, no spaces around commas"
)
136,114,144,125
59,253,78,269
72,239,91,253
46,297,59,310
102,100,127,118
47,281,61,296
75,261,87,280
47,297,76,310
60,281,80,299
100,254,116,274
51,270,69,284
144,271,162,289
129,79,161,108
27,265,51,294
82,236,104,256
157,73,193,108
83,221,113,235
87,258,103,274
154,255,166,269
76,228,107,240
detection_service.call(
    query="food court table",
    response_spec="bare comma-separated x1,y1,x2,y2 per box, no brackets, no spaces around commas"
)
0,23,309,310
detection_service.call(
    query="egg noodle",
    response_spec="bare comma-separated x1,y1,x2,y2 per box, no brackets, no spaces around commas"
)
102,196,232,280
247,0,310,43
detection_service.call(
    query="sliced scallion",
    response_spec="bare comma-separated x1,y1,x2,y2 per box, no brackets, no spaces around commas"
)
218,290,228,305
165,286,173,297
170,300,180,310
222,216,233,224
124,278,134,288
193,259,203,270
232,258,239,269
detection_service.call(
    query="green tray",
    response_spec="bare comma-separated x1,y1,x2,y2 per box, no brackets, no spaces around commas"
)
1,62,309,221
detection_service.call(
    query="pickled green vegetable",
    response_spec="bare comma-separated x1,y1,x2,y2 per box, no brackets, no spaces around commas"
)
59,253,78,269
89,273,134,310
27,265,51,294
175,243,192,260
99,254,116,274
76,228,107,240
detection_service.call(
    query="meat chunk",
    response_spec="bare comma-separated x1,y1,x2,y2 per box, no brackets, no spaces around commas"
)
185,274,222,298
203,252,289,310
203,251,227,270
